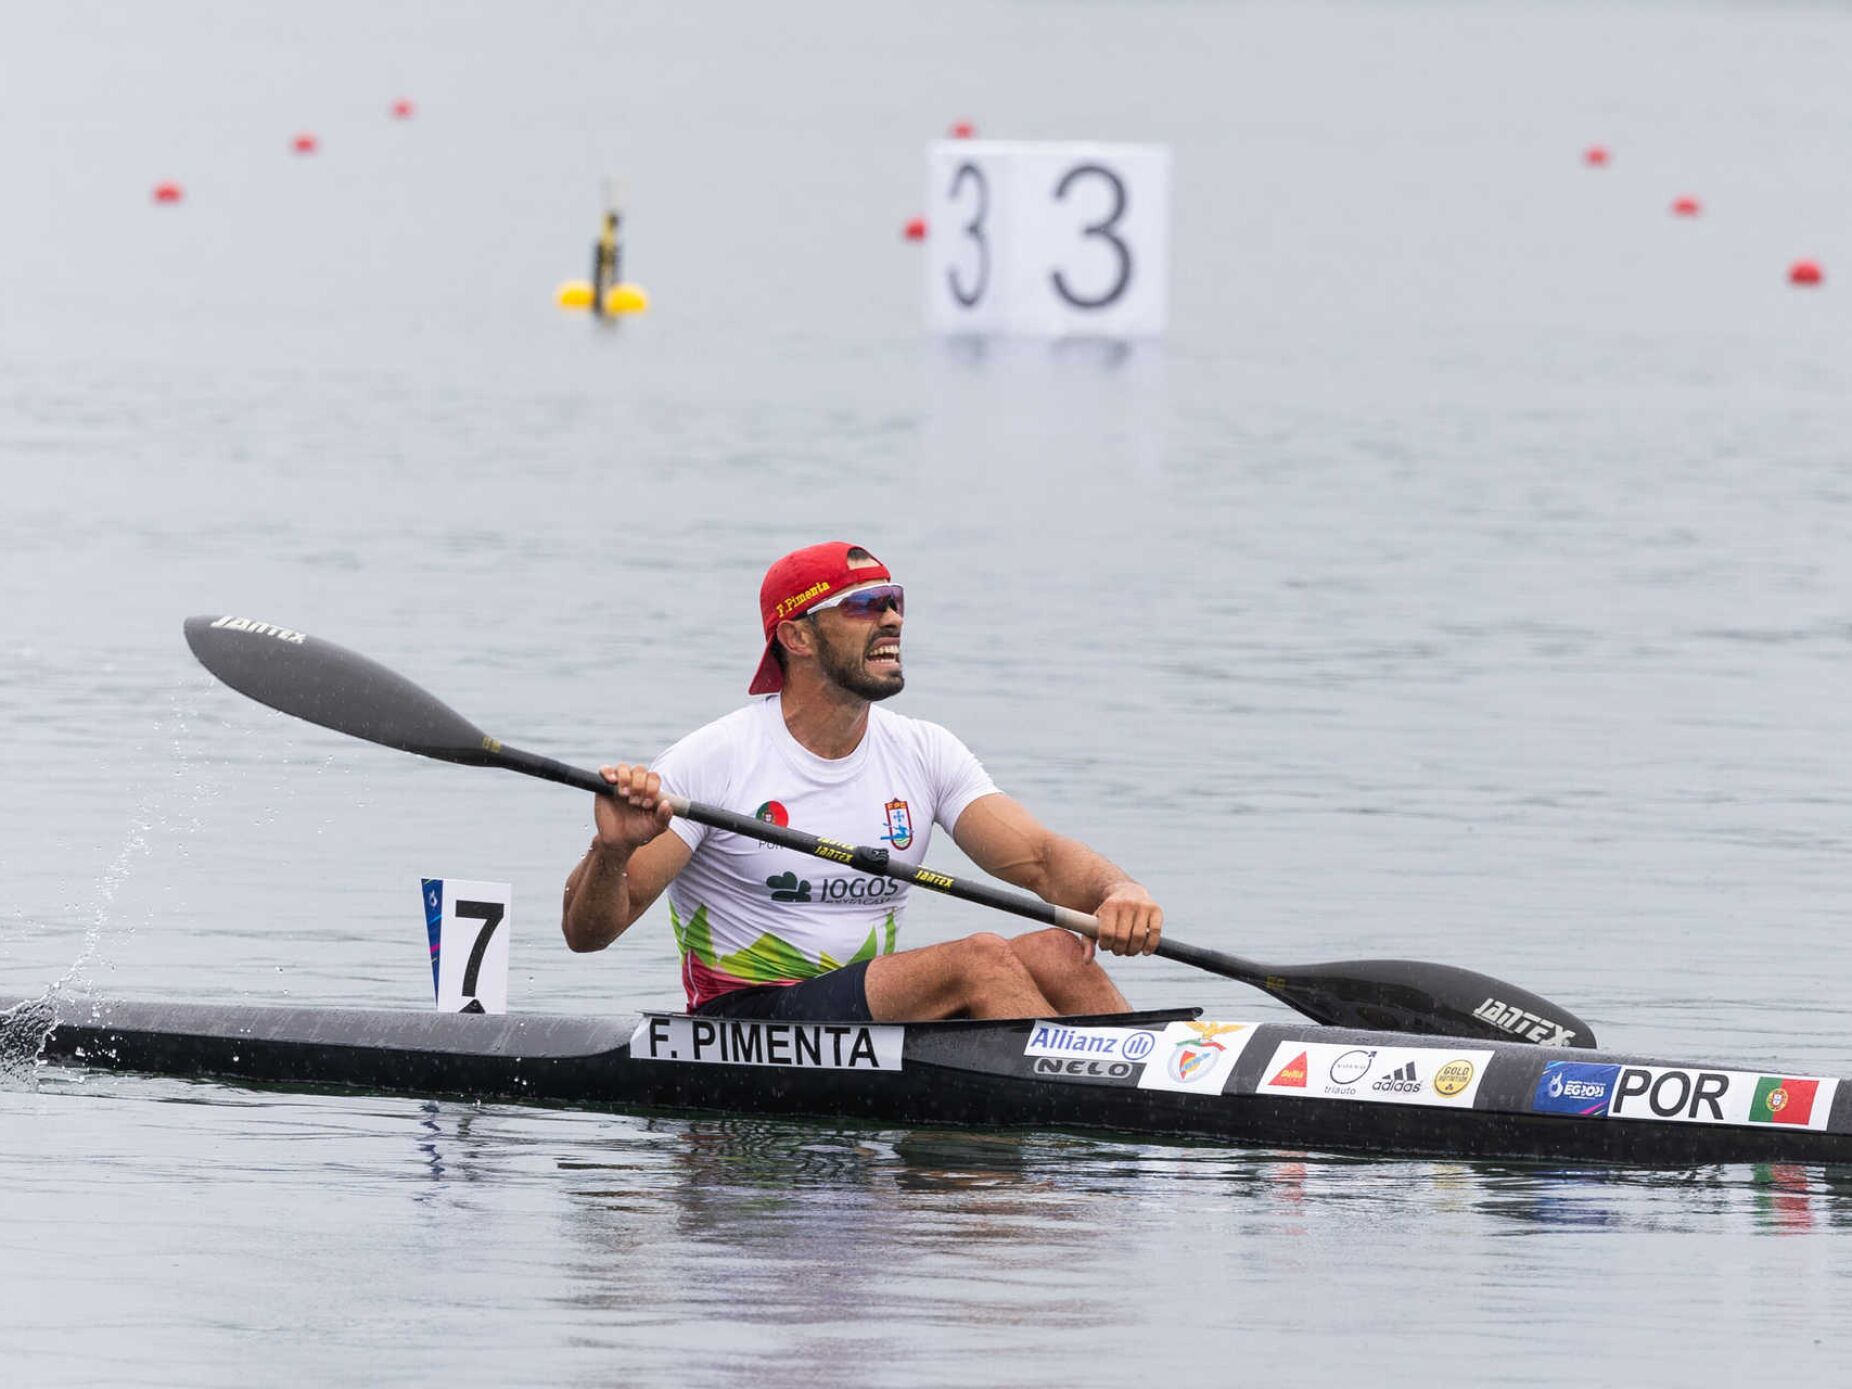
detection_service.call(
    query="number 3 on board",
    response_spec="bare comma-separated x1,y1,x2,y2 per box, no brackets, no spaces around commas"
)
420,877,512,1014
924,141,1170,338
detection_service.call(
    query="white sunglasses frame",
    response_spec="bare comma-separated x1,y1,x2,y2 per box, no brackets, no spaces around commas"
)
800,583,905,619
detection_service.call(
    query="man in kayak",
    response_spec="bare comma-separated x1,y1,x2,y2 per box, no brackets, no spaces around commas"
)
562,541,1164,1022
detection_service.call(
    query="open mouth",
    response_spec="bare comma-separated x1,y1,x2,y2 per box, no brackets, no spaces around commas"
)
866,641,902,670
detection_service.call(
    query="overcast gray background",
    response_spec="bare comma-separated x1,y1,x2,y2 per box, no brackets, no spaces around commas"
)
3,2,1851,1384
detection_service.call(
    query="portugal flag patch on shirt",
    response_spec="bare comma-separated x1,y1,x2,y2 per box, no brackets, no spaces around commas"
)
1749,1076,1820,1126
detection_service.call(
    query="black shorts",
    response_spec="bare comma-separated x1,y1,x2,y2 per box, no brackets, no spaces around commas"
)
693,960,874,1024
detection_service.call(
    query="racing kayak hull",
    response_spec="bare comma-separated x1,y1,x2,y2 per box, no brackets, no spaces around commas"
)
15,997,1850,1167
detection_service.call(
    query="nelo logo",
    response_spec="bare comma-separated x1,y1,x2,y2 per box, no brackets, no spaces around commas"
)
1034,1057,1133,1080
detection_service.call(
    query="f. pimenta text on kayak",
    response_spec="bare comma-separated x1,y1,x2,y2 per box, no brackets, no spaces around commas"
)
631,1015,904,1070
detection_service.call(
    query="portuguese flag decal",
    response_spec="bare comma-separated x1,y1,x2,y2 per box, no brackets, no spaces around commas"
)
1749,1076,1820,1126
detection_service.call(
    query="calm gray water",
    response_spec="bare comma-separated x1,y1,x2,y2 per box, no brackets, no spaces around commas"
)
4,0,1852,1383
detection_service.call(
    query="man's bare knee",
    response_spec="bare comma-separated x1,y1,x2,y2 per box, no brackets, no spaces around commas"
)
956,932,1042,995
962,932,1020,972
1011,927,1088,970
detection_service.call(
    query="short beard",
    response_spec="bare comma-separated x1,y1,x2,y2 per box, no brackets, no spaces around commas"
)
814,623,904,702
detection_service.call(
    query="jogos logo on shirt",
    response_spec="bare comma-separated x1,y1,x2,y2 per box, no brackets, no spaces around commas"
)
764,872,903,905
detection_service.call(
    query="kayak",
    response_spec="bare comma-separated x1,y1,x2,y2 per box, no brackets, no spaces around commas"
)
15,996,1850,1166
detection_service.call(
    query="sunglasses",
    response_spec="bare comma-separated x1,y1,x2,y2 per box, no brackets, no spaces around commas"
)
803,584,904,620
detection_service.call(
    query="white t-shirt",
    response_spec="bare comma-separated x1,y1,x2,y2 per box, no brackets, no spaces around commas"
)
652,696,999,1009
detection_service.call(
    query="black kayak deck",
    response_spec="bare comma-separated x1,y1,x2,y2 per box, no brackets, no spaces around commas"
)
13,995,1852,1167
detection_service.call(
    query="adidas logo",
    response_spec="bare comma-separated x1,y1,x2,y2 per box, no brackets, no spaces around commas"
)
1372,1060,1422,1094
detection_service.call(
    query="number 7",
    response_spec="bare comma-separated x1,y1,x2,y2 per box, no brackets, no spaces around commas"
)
455,900,504,999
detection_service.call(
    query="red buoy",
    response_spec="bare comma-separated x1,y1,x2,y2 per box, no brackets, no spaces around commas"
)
391,98,414,119
152,181,184,205
1789,259,1823,286
902,216,927,242
1671,195,1701,217
292,132,319,154
949,120,976,139
1583,145,1609,167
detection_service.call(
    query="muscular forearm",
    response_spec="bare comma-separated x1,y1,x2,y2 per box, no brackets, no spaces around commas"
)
1036,834,1141,912
562,841,637,952
953,794,1160,957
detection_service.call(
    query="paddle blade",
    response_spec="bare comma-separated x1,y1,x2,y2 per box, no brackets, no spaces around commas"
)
1261,959,1597,1049
183,615,500,766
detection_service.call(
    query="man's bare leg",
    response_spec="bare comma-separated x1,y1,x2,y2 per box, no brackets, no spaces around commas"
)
1008,928,1130,1015
866,933,1055,1021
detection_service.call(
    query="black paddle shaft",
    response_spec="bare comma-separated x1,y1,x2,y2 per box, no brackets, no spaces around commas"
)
505,745,1593,1041
182,615,1597,1047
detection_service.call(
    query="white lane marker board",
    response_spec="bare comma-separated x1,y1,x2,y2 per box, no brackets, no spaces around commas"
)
924,140,1171,339
421,878,511,1014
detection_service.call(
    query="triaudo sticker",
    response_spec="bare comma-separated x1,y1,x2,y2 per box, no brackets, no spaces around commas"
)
629,1014,904,1071
1136,1021,1258,1094
1254,1040,1494,1107
1589,1064,1838,1131
1024,1022,1161,1064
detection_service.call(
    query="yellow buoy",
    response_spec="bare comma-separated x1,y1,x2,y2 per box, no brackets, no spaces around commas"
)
602,283,650,315
556,281,648,314
559,192,649,316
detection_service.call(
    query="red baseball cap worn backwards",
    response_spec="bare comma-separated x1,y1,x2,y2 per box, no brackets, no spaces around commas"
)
749,541,892,694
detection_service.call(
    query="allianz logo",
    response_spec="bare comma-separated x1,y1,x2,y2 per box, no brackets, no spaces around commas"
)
1027,1024,1158,1062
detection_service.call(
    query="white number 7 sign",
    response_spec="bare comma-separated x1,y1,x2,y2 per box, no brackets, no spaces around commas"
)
421,878,511,1014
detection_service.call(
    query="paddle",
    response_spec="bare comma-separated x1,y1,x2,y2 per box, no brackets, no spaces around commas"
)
182,615,1597,1047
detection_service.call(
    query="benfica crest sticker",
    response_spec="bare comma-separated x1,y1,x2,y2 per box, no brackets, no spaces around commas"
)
1167,1021,1247,1084
881,799,914,851
1137,1020,1257,1095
